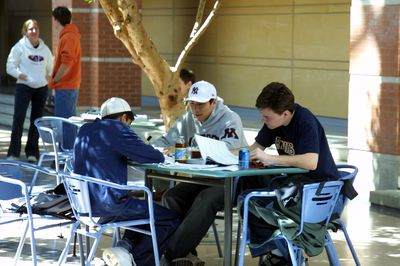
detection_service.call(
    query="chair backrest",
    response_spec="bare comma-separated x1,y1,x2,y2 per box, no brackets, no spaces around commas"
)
0,164,23,200
300,180,343,229
333,164,358,218
0,160,58,196
34,116,79,153
61,173,94,224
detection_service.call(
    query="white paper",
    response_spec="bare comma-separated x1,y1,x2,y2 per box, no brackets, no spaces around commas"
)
160,162,219,170
195,135,238,165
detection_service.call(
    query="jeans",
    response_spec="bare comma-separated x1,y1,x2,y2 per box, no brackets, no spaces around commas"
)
7,84,48,158
161,183,224,260
54,89,78,150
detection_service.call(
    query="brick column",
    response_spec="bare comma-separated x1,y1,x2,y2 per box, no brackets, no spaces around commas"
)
348,0,400,196
52,0,141,109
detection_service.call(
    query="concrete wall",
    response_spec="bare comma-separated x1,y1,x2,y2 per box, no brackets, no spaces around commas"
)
141,0,351,119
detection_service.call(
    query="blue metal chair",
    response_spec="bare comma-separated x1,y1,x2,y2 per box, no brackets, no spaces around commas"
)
58,171,160,266
0,160,73,266
324,164,361,266
32,116,79,191
238,180,343,266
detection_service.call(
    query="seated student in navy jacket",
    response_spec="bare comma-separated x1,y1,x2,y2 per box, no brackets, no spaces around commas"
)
73,97,179,266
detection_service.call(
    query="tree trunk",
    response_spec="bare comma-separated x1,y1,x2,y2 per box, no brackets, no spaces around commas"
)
98,0,220,128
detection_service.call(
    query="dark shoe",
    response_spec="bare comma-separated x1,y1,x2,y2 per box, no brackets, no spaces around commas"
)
259,251,291,266
172,253,205,266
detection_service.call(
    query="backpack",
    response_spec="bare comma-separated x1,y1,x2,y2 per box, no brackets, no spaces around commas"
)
13,183,74,220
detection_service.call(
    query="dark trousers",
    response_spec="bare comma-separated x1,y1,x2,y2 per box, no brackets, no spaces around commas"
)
161,183,224,260
7,84,48,158
106,201,180,266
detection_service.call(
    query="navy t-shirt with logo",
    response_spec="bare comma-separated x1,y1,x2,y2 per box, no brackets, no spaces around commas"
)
255,104,339,180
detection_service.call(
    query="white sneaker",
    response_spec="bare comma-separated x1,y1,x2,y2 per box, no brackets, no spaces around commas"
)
6,156,19,161
102,247,136,266
27,156,37,163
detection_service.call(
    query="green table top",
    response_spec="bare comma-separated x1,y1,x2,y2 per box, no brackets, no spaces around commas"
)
131,163,308,178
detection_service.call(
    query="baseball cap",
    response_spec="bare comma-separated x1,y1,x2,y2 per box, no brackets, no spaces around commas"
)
100,97,135,118
185,80,217,103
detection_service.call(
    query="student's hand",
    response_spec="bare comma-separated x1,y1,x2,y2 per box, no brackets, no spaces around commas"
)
19,74,27,81
163,146,175,156
250,148,270,163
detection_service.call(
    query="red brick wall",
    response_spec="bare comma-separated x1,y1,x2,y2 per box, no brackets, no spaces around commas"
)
52,0,142,109
349,4,400,155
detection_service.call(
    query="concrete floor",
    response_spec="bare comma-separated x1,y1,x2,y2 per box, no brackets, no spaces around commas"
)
1,111,400,265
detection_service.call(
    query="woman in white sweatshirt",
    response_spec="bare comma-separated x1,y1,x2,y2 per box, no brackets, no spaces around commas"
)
6,19,53,162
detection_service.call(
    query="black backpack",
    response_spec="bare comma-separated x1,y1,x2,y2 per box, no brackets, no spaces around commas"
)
13,183,74,220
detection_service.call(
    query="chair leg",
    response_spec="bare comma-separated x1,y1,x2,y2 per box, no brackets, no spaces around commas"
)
112,228,121,247
58,222,81,265
78,234,85,266
13,220,34,266
325,233,340,266
337,220,361,266
212,221,223,258
29,154,46,194
234,220,242,266
73,233,77,256
86,235,102,265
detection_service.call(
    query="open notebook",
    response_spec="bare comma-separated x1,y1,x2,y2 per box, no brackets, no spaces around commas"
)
195,134,238,165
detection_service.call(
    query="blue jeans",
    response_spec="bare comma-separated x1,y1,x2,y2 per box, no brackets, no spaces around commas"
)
7,84,48,159
54,89,78,150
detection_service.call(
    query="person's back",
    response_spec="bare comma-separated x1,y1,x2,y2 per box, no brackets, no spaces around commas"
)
74,118,164,218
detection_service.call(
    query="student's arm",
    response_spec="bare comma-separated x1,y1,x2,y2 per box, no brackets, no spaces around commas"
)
250,148,318,170
52,63,69,83
230,141,265,155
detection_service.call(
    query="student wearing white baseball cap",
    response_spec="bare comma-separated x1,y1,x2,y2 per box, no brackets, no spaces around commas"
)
100,97,136,122
73,97,179,266
153,80,248,264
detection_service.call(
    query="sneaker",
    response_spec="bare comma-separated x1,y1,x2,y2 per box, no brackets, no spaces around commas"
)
27,156,38,163
6,156,19,161
102,247,136,266
172,253,205,266
160,255,172,266
259,251,291,266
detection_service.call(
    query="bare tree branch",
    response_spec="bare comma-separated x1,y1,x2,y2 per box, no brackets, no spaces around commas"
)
99,0,145,68
189,0,206,38
116,0,171,88
174,0,221,70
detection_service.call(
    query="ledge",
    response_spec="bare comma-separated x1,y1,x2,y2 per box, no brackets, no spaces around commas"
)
370,190,400,210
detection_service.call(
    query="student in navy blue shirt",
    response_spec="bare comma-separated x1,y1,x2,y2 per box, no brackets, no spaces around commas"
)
239,82,339,265
74,97,179,266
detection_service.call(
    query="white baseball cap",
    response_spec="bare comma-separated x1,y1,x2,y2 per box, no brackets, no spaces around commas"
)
100,97,135,118
185,80,217,103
